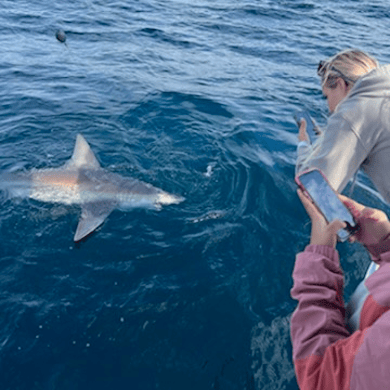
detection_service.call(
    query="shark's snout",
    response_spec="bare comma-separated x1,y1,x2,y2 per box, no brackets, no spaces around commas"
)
157,192,185,205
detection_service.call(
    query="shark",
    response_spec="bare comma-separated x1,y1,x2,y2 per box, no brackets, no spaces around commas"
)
0,134,184,241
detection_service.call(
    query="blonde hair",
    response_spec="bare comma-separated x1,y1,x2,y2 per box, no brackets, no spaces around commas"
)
300,50,379,172
318,49,378,89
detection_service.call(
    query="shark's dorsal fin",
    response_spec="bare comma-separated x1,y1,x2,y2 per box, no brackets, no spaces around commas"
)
67,134,101,169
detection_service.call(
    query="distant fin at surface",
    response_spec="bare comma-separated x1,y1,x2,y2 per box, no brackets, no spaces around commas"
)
74,201,117,241
67,134,101,169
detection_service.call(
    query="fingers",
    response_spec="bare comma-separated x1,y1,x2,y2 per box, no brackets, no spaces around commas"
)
340,194,383,223
328,219,347,235
330,219,348,244
339,194,365,217
360,208,376,221
297,189,321,220
298,119,309,142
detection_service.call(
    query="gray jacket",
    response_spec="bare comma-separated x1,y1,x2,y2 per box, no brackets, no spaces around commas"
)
296,65,390,202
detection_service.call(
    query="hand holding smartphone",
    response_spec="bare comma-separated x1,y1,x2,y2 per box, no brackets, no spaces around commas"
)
294,110,319,144
295,169,359,242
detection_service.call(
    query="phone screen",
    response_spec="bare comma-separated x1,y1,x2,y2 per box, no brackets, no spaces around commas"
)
297,169,357,241
294,111,317,144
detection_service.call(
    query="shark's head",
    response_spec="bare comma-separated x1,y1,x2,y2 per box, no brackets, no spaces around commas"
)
156,192,185,206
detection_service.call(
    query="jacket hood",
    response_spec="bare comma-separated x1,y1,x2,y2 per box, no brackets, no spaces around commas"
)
348,64,390,99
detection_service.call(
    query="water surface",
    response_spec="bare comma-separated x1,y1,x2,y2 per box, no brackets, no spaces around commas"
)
1,1,390,389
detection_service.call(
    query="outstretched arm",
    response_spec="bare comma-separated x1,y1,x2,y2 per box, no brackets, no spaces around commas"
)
296,113,367,192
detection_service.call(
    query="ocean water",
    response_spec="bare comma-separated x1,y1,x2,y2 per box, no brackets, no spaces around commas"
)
1,1,390,389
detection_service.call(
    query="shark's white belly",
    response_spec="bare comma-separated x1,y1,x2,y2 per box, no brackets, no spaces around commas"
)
30,184,82,205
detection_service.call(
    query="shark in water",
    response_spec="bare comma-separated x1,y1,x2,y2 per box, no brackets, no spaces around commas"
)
0,134,184,241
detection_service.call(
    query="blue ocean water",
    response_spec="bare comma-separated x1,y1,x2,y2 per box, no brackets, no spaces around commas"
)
1,1,390,389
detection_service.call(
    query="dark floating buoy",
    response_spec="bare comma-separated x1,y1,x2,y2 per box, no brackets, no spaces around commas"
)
55,29,67,43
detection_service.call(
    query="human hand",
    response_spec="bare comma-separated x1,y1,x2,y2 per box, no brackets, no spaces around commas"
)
339,195,390,250
298,189,346,248
298,119,309,142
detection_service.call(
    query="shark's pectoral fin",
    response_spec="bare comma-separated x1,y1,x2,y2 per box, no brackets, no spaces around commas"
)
74,201,117,242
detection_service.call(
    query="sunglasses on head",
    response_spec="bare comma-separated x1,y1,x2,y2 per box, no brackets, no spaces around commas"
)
317,60,327,76
317,60,354,85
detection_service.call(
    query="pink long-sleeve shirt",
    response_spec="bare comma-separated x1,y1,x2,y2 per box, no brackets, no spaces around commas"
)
290,245,390,389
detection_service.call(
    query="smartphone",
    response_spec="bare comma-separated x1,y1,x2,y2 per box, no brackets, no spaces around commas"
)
295,169,359,242
294,110,319,144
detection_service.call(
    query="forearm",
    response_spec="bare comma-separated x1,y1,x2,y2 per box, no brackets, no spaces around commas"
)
290,245,357,389
291,245,349,360
295,114,366,191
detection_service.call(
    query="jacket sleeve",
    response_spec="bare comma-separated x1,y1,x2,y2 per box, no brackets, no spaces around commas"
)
290,245,367,390
295,112,368,192
350,258,390,389
295,141,311,176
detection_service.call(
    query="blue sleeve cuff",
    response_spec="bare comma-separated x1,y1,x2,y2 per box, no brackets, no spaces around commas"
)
297,140,310,149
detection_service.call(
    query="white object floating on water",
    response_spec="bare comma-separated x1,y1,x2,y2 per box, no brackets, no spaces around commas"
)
204,163,216,178
191,210,225,224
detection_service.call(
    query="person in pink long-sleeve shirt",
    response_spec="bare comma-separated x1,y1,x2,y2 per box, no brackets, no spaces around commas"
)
290,189,390,389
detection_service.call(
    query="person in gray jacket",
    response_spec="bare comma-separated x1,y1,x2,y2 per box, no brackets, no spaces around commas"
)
296,49,390,203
